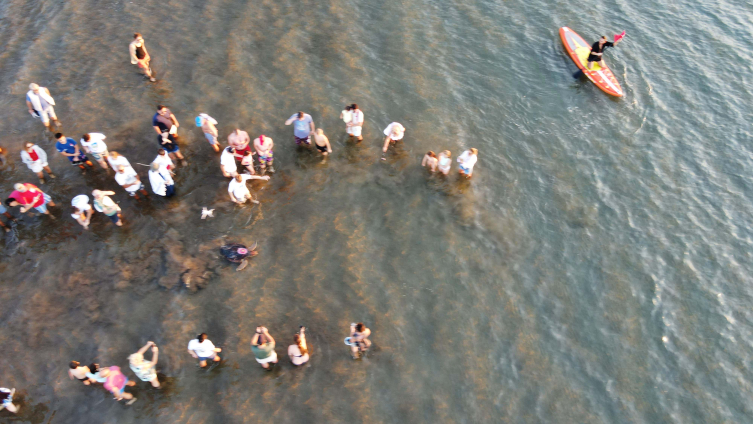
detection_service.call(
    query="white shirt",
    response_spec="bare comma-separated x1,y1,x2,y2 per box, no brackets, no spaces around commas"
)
220,149,237,173
149,169,174,196
115,167,141,193
383,122,405,140
81,133,107,154
153,154,173,172
187,339,216,358
350,110,364,126
457,151,477,172
228,175,253,199
108,155,132,170
70,195,92,219
71,194,90,209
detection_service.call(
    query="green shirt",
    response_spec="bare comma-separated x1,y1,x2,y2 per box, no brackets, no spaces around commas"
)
251,342,275,359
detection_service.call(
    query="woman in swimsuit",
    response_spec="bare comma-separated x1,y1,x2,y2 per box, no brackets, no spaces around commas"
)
68,361,91,385
422,151,438,172
437,150,452,175
288,327,310,366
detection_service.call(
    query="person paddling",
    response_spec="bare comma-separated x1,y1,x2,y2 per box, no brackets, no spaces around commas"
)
587,35,622,70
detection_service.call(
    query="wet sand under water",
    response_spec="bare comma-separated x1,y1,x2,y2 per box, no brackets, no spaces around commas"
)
2,0,753,423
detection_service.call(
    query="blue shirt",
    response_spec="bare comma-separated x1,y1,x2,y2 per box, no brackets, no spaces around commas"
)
289,114,313,138
153,110,173,132
56,138,78,155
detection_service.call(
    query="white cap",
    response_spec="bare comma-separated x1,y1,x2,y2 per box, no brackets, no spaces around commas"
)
29,83,39,90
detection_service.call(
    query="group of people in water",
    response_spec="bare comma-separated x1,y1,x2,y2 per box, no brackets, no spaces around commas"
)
57,322,371,407
0,32,405,412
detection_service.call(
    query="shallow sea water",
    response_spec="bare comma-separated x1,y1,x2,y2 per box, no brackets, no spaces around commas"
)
0,0,752,422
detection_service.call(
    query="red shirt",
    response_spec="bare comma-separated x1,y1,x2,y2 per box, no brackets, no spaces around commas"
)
28,149,39,161
10,184,45,207
233,144,252,160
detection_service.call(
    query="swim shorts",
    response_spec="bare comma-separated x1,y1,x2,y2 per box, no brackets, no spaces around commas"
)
34,193,52,213
295,136,311,145
316,144,328,153
90,149,108,161
255,350,278,364
69,153,89,165
163,143,180,154
258,151,273,164
204,132,217,145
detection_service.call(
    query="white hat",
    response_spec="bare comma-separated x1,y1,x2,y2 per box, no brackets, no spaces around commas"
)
29,83,39,90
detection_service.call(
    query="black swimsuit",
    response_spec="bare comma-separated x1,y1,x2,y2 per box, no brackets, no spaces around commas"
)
587,41,614,62
220,244,250,263
135,44,146,60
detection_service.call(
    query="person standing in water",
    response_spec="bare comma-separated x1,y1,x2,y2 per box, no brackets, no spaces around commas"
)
80,133,110,170
220,146,238,177
288,327,309,366
115,165,149,199
26,83,59,131
340,105,352,134
148,162,175,197
382,122,406,154
347,104,364,142
241,151,256,175
70,194,93,230
198,114,220,152
587,35,621,70
313,129,332,156
55,133,93,172
107,151,132,171
68,361,91,385
187,333,222,368
422,151,438,172
457,148,478,178
7,183,56,217
0,388,19,414
253,134,275,173
251,327,278,370
228,128,252,161
0,201,16,233
128,341,160,388
348,322,371,359
228,173,270,204
153,148,174,173
92,190,123,226
129,33,156,81
99,366,137,405
285,111,315,145
437,150,452,175
20,141,55,184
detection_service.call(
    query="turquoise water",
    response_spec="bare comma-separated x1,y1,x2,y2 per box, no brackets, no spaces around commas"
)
0,0,751,422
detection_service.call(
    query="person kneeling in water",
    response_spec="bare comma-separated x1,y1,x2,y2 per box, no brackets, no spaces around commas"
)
220,242,258,271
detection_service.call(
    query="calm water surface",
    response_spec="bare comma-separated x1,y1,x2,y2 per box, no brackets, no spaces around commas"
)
0,0,752,422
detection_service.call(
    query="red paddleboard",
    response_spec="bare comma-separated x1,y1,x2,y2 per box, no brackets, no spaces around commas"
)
559,27,623,97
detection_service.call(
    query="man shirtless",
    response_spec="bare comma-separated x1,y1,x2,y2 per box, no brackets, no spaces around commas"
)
253,134,274,173
228,129,252,161
313,129,332,156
